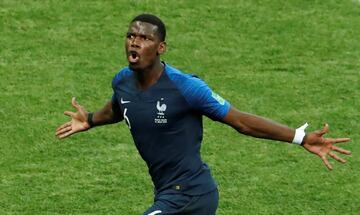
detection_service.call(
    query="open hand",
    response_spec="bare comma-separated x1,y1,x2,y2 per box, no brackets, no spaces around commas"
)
302,124,351,170
55,97,91,139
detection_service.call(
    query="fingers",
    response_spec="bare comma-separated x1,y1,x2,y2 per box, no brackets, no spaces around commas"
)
321,156,333,171
331,138,351,144
56,121,71,132
319,123,350,144
332,145,351,155
328,152,346,163
56,124,72,136
55,122,73,138
319,146,350,170
57,129,75,139
60,98,80,122
55,97,83,139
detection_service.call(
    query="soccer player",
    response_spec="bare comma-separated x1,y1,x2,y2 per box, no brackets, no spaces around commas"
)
55,14,351,215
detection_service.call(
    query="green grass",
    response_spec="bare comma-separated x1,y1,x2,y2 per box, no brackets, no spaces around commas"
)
1,0,359,214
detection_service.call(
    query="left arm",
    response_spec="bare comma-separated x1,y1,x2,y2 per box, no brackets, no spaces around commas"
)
222,106,351,170
222,106,296,142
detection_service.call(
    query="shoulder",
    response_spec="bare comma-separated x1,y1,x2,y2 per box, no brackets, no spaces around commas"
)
164,63,231,120
112,67,133,87
165,64,207,91
164,63,210,105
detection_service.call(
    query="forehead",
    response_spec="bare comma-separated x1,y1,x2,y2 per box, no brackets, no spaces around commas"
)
128,21,158,36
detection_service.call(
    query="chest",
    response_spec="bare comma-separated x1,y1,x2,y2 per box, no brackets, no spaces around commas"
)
115,87,190,132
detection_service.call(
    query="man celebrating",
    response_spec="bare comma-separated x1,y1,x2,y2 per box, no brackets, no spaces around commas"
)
56,14,351,215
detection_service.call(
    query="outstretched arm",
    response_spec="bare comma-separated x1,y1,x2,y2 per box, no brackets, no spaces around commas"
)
55,97,123,139
222,106,351,170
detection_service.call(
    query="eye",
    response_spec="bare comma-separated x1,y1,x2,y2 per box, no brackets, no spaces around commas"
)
140,35,149,41
126,33,135,39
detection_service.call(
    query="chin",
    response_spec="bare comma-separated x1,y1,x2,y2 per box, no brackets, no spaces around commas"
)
129,62,152,72
129,63,142,71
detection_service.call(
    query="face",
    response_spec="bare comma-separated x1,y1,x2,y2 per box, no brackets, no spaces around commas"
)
125,21,166,71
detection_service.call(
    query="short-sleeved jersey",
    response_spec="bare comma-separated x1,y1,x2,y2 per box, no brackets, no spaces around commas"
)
112,63,231,195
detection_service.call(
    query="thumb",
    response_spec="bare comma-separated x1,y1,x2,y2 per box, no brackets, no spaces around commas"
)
71,97,80,110
64,111,76,118
318,123,329,136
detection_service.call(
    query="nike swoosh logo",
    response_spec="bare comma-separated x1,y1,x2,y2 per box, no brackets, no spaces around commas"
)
121,98,131,104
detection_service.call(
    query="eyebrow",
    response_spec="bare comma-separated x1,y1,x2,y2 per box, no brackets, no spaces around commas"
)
126,31,155,38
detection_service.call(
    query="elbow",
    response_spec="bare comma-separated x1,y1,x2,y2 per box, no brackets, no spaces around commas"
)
233,120,253,136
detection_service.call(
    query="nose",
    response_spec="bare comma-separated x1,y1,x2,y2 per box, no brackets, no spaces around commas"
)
130,36,140,48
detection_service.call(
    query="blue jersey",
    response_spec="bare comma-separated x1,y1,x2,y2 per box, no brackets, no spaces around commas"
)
112,63,231,195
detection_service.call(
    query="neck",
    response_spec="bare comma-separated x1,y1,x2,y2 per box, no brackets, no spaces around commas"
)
134,60,164,90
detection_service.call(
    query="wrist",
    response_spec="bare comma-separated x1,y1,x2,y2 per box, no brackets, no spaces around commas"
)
301,134,308,146
87,112,95,128
292,122,309,145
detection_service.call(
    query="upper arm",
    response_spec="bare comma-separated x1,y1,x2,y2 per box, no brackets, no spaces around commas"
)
110,68,131,122
110,96,123,122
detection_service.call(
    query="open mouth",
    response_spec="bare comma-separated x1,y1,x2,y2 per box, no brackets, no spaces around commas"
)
128,51,140,64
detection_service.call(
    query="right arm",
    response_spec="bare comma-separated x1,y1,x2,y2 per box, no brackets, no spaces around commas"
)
55,97,123,139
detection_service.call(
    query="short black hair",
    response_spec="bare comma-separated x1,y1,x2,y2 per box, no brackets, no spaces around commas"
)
131,14,166,41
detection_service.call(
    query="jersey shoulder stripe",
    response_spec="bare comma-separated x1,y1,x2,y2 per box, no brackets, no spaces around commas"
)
165,64,231,121
112,67,133,88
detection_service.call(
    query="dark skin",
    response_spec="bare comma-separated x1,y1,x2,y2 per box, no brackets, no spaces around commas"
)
56,21,351,170
125,21,166,90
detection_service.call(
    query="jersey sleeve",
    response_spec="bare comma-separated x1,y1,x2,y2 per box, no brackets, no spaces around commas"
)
180,75,231,121
111,94,122,116
111,68,131,117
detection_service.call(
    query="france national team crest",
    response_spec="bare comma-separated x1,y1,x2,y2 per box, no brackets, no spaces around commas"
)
155,98,168,124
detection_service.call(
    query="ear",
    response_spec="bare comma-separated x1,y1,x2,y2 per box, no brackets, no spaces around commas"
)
157,41,166,55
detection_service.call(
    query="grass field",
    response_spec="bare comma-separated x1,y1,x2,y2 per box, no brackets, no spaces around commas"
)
1,0,359,214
